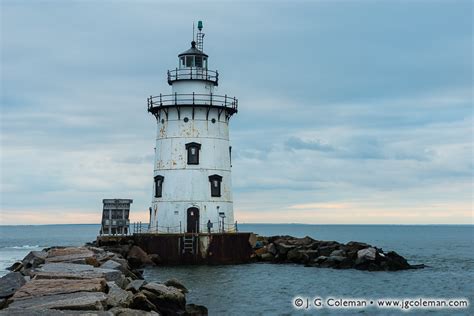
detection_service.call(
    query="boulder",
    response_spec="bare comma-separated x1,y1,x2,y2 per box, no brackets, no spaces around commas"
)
22,251,47,269
330,249,346,257
6,262,23,273
287,248,305,263
248,234,258,248
127,246,153,268
106,282,133,308
108,307,160,315
357,247,377,263
164,279,188,294
318,244,340,256
34,263,124,285
185,304,208,316
148,254,162,265
12,278,107,299
46,247,95,264
287,236,314,246
7,291,108,310
142,282,186,314
267,243,277,255
129,292,157,312
274,243,295,256
384,251,411,271
254,247,267,256
0,308,113,315
259,253,275,261
125,280,147,294
0,272,26,299
101,260,123,271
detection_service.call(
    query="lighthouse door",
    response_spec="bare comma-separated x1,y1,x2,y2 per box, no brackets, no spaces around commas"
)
186,207,200,233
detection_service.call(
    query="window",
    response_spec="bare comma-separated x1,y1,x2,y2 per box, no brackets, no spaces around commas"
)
186,56,194,67
229,146,232,167
203,57,208,69
185,142,201,165
209,174,222,197
154,175,164,198
180,57,185,68
195,56,203,68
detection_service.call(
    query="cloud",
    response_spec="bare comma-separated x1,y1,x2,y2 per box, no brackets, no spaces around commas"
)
1,1,472,224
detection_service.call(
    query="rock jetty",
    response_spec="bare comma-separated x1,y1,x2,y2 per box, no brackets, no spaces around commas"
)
0,246,207,315
250,235,425,271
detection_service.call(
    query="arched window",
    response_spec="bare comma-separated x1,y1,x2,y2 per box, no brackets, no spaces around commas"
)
185,142,201,165
208,174,222,197
154,175,164,198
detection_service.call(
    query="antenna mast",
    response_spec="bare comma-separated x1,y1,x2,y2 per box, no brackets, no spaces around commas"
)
196,20,205,51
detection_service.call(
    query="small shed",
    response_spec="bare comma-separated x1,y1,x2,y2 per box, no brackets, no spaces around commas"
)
100,199,133,235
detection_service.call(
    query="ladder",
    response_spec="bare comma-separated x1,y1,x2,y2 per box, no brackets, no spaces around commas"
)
182,235,194,254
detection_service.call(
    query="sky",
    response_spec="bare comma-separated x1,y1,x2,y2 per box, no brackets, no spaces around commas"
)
1,0,472,225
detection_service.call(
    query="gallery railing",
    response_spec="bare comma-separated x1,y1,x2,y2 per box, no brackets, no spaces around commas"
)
168,68,218,85
147,93,238,113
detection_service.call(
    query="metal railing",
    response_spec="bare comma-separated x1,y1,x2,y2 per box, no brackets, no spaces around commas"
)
131,221,239,234
147,93,238,113
168,68,218,85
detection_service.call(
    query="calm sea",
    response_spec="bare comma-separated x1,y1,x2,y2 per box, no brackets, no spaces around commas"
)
0,224,473,315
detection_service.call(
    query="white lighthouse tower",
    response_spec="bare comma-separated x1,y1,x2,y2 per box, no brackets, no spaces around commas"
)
147,22,238,234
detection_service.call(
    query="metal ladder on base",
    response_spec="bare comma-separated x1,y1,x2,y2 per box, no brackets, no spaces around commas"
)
182,235,194,254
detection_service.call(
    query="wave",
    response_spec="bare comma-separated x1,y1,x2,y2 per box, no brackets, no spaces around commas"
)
3,245,42,250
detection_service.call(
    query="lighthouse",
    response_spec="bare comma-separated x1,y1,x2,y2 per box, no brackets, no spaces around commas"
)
147,22,238,235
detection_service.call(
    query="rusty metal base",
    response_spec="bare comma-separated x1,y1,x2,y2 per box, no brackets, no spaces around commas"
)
97,232,253,265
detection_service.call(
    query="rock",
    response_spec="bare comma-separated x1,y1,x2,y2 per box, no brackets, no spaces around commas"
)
101,259,139,281
125,280,147,294
267,243,277,255
129,292,157,312
287,248,305,263
0,272,27,298
346,241,371,250
127,246,153,268
318,244,340,256
0,298,7,309
142,282,186,314
22,251,47,270
259,253,274,261
274,243,295,256
164,279,188,294
287,236,314,246
101,260,123,271
12,278,107,299
313,256,328,264
357,247,377,263
7,291,108,310
185,304,208,316
6,262,23,272
46,247,95,264
302,249,319,261
248,234,258,248
108,307,160,315
254,247,267,256
148,254,162,265
34,263,124,286
330,249,346,257
106,282,133,308
0,308,113,315
384,251,411,271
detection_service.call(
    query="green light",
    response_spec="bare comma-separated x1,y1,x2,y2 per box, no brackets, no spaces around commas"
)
198,21,203,31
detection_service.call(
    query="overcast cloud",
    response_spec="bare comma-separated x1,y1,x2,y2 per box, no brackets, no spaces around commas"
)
1,1,472,224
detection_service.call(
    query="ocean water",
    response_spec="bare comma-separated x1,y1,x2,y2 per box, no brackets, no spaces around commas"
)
0,224,472,315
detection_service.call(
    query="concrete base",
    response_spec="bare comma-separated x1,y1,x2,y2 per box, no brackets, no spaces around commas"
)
97,232,253,265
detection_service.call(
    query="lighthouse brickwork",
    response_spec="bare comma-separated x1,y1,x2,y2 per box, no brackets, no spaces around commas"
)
147,23,238,234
